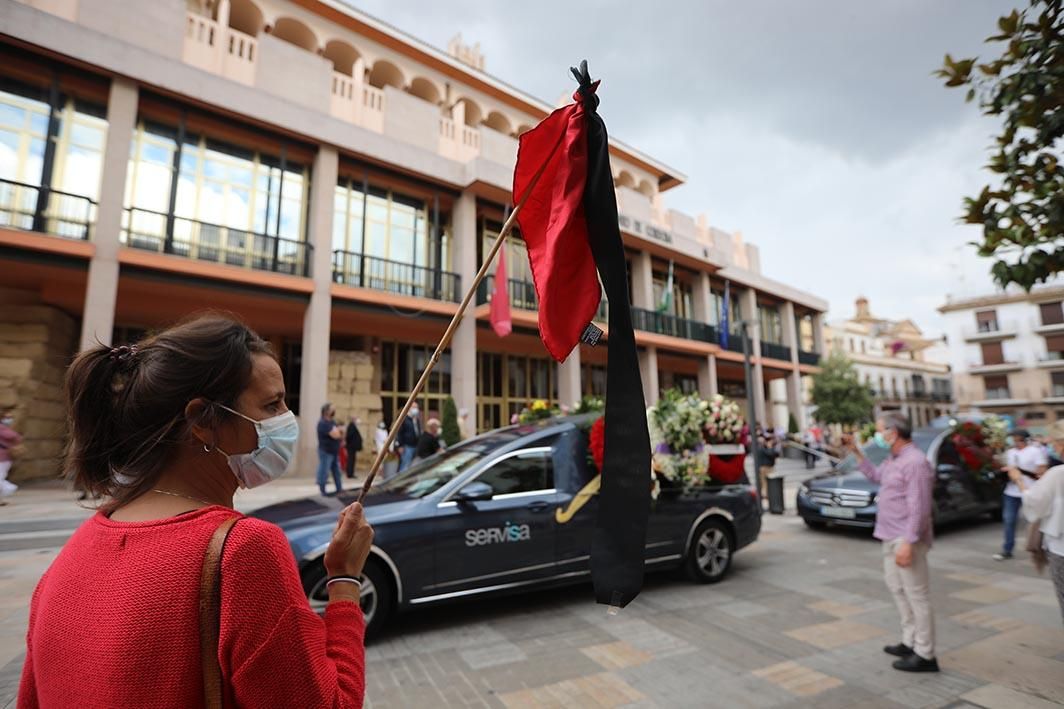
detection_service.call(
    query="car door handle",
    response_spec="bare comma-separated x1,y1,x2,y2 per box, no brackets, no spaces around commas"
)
527,501,550,513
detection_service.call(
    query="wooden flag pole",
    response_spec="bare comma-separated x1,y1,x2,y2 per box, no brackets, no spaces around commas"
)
358,137,560,501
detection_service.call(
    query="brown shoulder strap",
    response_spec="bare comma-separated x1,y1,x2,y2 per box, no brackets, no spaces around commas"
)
200,516,239,709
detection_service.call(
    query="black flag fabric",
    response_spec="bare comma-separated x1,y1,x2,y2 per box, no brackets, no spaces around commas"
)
575,63,652,608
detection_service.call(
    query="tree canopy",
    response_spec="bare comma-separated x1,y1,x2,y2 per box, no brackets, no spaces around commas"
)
937,0,1063,291
810,352,875,426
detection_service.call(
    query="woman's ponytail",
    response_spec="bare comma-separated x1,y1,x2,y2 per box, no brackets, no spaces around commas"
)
63,345,126,498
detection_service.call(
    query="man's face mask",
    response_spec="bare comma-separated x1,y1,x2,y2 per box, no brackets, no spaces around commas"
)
214,404,299,488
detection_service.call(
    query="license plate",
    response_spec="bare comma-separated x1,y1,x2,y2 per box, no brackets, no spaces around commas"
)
820,506,856,519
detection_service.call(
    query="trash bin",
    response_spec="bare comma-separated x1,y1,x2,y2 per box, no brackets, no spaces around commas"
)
767,474,785,515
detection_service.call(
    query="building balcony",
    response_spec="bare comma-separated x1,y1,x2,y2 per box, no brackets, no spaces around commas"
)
968,360,1023,374
183,13,257,86
797,349,820,366
931,391,953,402
1035,353,1064,369
973,388,1032,407
0,177,96,241
963,321,1017,342
475,276,537,311
122,207,310,276
333,250,460,303
760,341,791,362
1045,384,1064,404
1034,320,1064,335
631,307,718,344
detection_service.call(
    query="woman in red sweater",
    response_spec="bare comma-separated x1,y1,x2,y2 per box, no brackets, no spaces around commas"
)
18,315,373,708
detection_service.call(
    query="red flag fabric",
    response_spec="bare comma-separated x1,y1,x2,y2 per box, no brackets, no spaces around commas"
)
513,86,602,362
490,247,512,337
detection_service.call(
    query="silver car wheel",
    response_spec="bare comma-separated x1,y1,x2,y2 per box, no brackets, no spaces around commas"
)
696,528,730,577
308,572,377,626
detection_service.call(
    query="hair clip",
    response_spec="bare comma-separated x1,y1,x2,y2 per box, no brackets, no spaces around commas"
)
109,344,139,363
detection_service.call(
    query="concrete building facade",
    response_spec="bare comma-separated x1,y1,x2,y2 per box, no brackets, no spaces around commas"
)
825,297,953,427
0,0,826,480
939,283,1064,429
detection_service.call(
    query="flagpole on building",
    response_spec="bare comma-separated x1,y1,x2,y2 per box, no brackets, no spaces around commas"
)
357,139,562,501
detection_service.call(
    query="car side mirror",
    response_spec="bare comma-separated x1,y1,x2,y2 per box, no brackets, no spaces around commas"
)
936,463,961,480
455,481,493,503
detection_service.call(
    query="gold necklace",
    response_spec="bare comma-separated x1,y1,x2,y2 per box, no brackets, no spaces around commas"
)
151,489,214,507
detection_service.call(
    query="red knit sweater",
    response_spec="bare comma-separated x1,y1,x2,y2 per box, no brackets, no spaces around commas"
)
18,506,365,708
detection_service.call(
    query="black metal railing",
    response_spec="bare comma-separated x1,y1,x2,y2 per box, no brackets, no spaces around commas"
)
123,207,311,276
0,177,96,240
931,391,952,402
722,333,746,353
797,349,820,366
475,275,537,310
333,250,460,302
631,307,718,343
760,341,792,361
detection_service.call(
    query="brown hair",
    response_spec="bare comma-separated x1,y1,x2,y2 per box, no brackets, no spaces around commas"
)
64,314,272,508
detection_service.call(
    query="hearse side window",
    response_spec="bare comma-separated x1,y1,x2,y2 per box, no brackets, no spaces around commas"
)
477,449,554,496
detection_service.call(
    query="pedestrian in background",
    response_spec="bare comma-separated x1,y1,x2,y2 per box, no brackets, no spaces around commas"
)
1007,420,1064,623
316,403,344,496
997,429,1047,561
755,427,779,500
0,408,22,503
416,418,443,460
848,412,938,672
802,428,818,469
17,314,372,708
344,415,363,480
396,404,421,472
458,407,472,441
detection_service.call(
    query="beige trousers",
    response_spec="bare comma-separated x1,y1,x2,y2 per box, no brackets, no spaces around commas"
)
882,538,935,659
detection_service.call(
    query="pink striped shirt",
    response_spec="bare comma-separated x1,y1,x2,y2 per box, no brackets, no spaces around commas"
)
859,442,934,546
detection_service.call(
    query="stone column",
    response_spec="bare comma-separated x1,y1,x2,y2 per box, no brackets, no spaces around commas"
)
812,312,825,356
698,354,718,398
297,145,338,474
79,78,138,351
639,346,659,405
451,190,478,428
741,288,766,423
692,272,712,324
557,348,581,407
631,250,653,310
781,301,804,429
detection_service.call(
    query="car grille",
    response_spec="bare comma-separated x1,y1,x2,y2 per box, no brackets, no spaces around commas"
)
807,489,872,508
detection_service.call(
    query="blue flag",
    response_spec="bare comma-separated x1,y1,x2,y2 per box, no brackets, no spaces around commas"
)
719,281,730,348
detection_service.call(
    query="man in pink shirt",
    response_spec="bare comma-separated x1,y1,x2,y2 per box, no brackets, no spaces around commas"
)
848,412,938,672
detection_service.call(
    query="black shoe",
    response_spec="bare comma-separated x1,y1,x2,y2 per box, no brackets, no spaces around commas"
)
883,643,914,657
892,654,939,672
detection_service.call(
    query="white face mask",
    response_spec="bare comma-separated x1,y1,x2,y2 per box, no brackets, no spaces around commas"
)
1,417,12,427
215,404,299,489
410,407,420,417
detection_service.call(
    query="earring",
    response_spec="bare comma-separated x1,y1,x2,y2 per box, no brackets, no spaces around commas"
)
203,443,213,453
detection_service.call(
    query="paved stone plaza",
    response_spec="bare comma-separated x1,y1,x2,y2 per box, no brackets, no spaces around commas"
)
1,467,1062,708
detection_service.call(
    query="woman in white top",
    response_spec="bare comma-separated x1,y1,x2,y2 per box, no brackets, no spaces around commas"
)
1008,420,1064,623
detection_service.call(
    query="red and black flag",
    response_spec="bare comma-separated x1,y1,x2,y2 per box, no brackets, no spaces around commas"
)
514,61,651,608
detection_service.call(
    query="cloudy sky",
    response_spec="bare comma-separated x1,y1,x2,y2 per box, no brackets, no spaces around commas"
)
352,0,1019,334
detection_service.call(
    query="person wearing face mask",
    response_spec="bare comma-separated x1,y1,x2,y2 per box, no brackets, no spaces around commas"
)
0,408,23,504
847,412,938,673
395,404,422,473
1007,420,1064,623
316,403,344,496
18,315,374,708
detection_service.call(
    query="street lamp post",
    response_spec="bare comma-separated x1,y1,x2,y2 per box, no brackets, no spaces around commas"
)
740,320,763,505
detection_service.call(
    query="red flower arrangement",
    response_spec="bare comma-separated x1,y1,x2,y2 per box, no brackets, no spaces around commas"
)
589,416,606,471
952,421,993,473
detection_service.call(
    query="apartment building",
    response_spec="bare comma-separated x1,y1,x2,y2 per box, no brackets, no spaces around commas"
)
939,283,1064,428
0,0,826,479
825,297,953,427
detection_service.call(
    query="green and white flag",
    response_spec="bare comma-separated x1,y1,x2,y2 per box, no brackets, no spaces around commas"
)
657,260,674,314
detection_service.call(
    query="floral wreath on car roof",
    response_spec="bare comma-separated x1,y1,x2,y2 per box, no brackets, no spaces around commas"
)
949,415,1008,473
